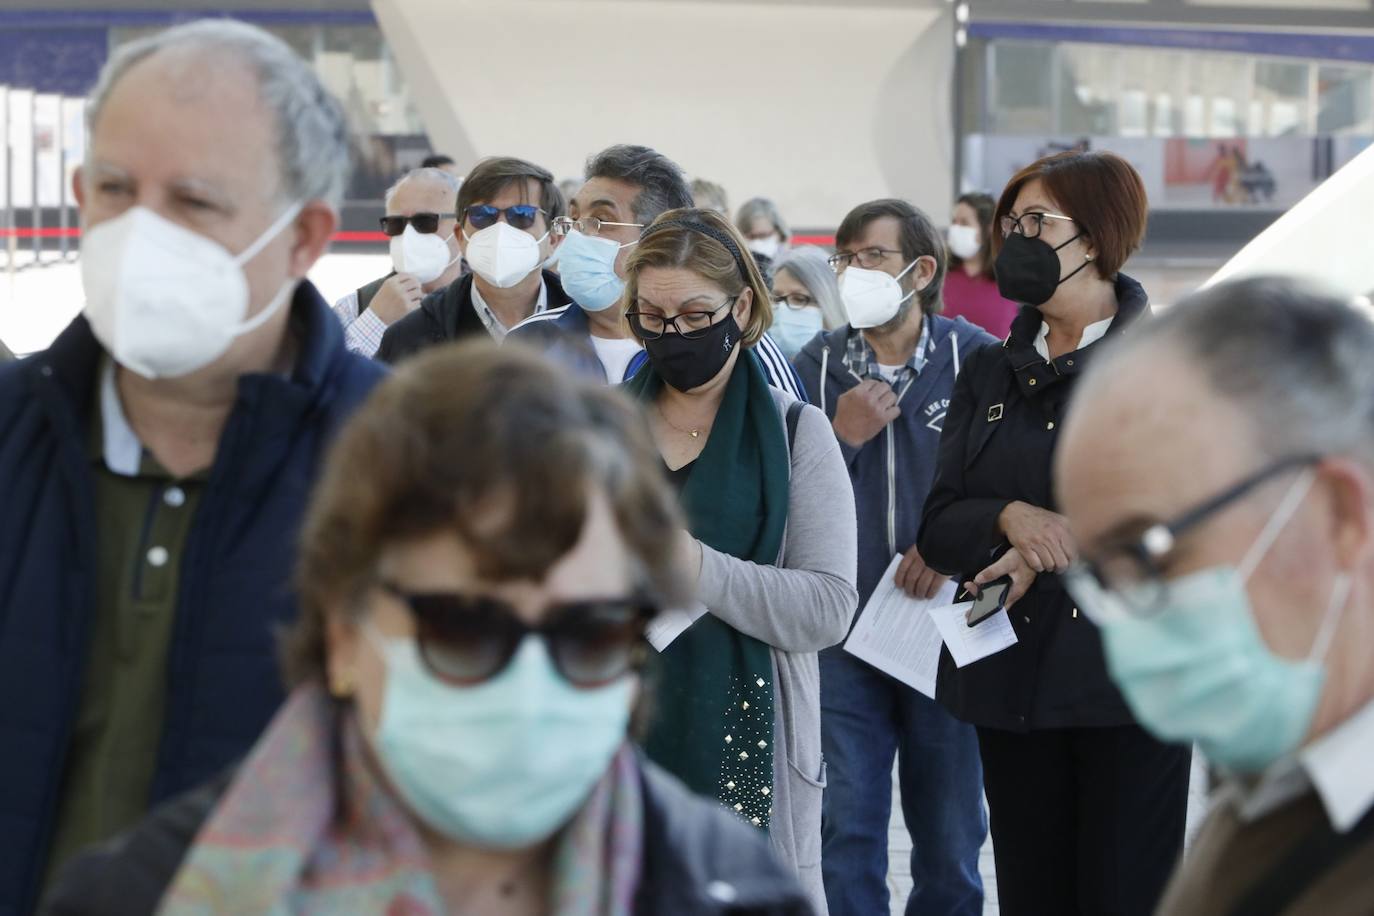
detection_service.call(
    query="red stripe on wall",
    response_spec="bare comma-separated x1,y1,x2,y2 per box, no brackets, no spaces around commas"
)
0,228,839,246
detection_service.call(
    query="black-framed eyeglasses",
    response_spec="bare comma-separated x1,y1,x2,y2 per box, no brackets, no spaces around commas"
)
463,204,546,231
379,582,657,688
827,247,902,271
552,215,644,238
379,212,456,237
1065,453,1322,621
627,295,737,341
771,292,816,310
999,211,1075,240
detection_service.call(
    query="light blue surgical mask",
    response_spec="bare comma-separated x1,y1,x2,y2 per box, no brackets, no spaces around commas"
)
1094,471,1351,772
364,628,633,848
556,229,634,313
770,305,824,359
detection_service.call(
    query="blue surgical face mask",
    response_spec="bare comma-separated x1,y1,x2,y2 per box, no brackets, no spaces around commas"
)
364,628,633,848
770,305,824,359
556,229,635,313
1096,471,1351,773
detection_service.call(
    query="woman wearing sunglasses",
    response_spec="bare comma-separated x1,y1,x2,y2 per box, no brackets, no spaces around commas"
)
43,344,813,916
621,209,858,914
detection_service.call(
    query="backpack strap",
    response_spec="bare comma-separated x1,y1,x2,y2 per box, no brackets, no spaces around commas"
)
785,399,804,454
1228,801,1374,916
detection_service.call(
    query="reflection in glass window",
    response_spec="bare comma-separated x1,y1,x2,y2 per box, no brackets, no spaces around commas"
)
1253,60,1310,136
1058,44,1117,135
1317,66,1374,134
991,42,1053,133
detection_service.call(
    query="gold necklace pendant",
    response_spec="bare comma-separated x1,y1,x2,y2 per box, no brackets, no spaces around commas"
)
657,404,702,439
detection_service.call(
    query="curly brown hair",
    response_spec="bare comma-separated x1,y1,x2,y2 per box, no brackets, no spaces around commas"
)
281,341,689,687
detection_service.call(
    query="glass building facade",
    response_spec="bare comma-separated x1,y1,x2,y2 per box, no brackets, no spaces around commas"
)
0,9,432,206
960,25,1374,212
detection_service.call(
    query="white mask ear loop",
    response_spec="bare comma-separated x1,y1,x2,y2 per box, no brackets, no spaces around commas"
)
1308,572,1352,664
235,277,298,336
1239,469,1316,582
232,200,305,267
229,200,306,336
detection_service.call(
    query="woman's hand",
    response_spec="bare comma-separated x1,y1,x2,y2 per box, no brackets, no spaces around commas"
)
997,501,1077,573
963,548,1037,610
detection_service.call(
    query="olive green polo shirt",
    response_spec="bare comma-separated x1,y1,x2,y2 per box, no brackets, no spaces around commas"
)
43,360,206,885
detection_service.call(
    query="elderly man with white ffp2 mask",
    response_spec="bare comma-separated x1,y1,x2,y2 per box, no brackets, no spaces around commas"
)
1056,277,1374,915
0,20,384,912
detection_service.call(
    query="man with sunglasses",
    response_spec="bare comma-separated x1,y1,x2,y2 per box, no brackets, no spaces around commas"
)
1055,277,1374,915
507,144,806,399
331,167,463,358
791,198,994,916
376,156,569,363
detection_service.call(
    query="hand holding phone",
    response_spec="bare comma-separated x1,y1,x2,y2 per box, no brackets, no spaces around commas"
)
965,576,1013,627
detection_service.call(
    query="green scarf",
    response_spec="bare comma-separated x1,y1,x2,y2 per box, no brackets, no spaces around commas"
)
623,349,789,830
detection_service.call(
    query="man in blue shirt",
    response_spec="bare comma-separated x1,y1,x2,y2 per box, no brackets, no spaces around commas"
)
507,144,805,400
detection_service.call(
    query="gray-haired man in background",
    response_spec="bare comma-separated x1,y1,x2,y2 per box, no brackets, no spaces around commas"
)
0,20,383,911
332,166,463,358
1057,277,1374,914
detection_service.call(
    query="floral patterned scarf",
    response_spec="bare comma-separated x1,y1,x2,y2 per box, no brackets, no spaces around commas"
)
160,685,643,915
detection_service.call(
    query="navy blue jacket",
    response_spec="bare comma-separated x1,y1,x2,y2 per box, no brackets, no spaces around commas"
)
0,282,385,916
505,302,640,383
792,316,996,606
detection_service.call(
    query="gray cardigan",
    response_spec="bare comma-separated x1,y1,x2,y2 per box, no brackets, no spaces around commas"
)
696,388,859,916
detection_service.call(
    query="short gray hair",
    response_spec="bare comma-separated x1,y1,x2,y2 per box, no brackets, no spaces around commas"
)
773,246,846,330
1089,276,1374,467
86,19,351,208
584,144,693,226
384,167,462,210
736,196,789,242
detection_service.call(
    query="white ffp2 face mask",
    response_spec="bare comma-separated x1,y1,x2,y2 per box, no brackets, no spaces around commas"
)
947,224,981,260
838,260,918,329
81,203,302,380
463,221,547,288
390,224,457,285
747,236,782,261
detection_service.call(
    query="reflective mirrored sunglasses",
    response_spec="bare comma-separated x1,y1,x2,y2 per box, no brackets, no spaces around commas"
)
463,204,545,231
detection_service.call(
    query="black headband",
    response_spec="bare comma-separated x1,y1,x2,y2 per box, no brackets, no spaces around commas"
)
641,218,752,283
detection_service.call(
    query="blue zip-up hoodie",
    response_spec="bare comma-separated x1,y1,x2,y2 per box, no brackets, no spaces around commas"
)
792,315,996,605
0,283,385,916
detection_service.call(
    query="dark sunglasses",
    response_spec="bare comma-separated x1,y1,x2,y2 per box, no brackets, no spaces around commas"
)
379,212,456,237
379,582,656,688
463,204,545,231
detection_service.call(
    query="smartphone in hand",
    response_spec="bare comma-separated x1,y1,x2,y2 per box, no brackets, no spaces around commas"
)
965,576,1013,627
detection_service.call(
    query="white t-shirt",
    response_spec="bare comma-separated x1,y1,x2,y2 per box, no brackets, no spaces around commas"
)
876,363,904,385
590,335,644,384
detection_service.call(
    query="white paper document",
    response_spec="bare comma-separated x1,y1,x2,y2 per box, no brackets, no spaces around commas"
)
646,602,708,652
843,555,955,699
927,600,1018,668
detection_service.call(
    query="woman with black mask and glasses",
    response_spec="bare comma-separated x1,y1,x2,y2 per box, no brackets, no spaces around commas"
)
917,150,1191,916
43,343,814,916
620,208,858,914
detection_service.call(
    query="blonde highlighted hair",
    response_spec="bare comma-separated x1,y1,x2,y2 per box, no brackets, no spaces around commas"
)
622,207,774,348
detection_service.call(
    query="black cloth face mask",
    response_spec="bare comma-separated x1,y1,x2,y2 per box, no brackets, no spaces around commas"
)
643,313,742,392
995,231,1090,306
